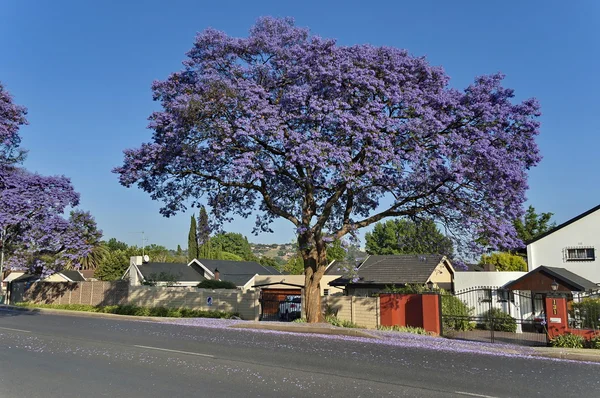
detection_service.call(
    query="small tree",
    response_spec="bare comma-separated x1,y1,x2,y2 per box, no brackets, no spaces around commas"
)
366,219,454,257
479,252,527,272
187,215,199,262
197,206,212,259
115,18,541,322
513,205,556,253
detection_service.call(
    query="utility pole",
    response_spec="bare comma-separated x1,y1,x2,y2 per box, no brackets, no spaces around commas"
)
0,228,5,297
132,231,148,257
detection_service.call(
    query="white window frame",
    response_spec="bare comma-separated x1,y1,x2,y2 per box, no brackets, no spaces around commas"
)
565,247,595,262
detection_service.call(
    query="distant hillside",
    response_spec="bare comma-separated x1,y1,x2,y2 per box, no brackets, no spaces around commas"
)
251,243,296,264
251,242,366,266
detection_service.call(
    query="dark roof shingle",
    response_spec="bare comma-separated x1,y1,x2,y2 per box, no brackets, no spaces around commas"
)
196,259,282,286
137,263,204,282
352,254,447,284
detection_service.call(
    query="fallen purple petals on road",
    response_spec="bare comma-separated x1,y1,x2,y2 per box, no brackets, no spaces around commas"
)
153,317,600,364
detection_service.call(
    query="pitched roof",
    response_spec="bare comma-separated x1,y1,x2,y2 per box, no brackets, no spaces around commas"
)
504,266,598,292
527,204,600,245
60,270,86,282
335,254,448,285
195,259,282,286
324,260,351,275
136,262,204,282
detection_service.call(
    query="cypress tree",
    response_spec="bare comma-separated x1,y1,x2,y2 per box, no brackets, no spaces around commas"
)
187,215,199,261
198,206,212,258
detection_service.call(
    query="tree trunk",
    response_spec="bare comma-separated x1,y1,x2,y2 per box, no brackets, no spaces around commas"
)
301,236,327,323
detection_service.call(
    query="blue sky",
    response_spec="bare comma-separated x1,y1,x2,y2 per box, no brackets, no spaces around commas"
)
1,0,598,250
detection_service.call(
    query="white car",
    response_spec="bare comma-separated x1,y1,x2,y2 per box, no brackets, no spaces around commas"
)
278,295,302,321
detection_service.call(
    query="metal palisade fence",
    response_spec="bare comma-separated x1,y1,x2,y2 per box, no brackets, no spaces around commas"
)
441,287,547,346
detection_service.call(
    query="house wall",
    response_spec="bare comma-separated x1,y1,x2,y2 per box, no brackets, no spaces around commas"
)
428,261,453,291
321,296,379,329
454,272,526,291
527,209,600,283
44,274,68,282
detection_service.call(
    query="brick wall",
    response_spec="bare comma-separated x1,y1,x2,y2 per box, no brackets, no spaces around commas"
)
322,296,379,329
128,286,259,321
10,281,128,306
10,282,259,321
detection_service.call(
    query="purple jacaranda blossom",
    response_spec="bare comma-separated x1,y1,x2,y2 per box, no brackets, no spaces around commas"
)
322,236,334,243
296,226,309,235
0,82,100,276
0,82,27,165
115,17,541,322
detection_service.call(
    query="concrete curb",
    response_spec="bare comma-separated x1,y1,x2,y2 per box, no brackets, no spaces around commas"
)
230,322,380,339
530,348,600,363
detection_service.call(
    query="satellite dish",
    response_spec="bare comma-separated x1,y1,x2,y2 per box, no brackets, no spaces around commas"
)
143,255,150,263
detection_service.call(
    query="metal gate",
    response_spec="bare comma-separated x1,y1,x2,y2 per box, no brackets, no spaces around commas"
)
259,290,302,322
441,288,548,346
260,296,283,321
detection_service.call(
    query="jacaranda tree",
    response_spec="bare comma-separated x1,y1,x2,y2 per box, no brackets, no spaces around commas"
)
115,18,541,322
0,82,99,281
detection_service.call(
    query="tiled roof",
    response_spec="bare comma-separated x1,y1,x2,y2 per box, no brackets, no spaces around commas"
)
353,254,447,284
60,270,86,282
137,263,204,282
196,259,282,286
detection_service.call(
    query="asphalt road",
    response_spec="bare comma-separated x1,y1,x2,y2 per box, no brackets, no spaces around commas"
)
1,311,599,398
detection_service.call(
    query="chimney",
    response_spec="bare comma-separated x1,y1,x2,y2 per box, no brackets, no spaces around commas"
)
130,256,143,266
483,263,496,272
214,268,220,281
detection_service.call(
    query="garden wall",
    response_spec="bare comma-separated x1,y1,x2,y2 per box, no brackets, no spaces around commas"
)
128,286,259,321
322,295,379,329
9,282,260,321
10,281,128,306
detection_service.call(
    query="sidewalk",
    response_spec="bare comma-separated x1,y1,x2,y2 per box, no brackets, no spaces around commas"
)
3,304,600,363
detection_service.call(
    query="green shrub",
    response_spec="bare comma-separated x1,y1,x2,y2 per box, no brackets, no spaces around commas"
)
325,315,359,328
441,294,475,331
482,308,517,332
197,280,237,289
589,335,600,349
293,318,307,323
377,325,429,335
551,333,585,349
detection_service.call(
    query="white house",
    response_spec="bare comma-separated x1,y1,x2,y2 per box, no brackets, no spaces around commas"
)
527,204,600,284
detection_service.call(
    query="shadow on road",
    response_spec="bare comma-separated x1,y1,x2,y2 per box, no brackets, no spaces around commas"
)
0,306,41,318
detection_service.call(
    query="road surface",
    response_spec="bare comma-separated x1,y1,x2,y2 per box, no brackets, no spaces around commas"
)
0,310,598,397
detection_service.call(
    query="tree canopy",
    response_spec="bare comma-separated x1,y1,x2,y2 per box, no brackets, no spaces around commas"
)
0,82,99,277
479,252,527,272
365,219,454,257
513,205,555,251
211,232,256,261
116,18,541,322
